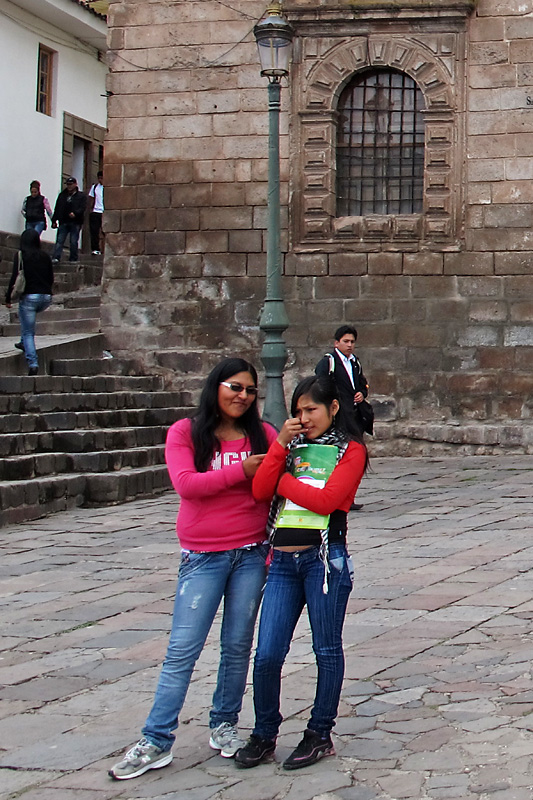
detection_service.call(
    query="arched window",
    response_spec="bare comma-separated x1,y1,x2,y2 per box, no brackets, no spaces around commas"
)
336,69,425,217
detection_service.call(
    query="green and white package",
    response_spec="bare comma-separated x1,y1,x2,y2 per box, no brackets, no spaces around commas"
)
275,443,338,530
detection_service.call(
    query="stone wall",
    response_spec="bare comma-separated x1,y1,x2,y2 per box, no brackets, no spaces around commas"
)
102,0,533,449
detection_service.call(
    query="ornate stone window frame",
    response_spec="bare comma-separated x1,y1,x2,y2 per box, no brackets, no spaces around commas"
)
288,3,475,252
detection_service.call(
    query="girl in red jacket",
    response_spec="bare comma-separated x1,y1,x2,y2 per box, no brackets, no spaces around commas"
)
235,375,367,771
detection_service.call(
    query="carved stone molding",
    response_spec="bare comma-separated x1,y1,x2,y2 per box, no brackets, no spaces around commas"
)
285,1,476,25
290,24,469,252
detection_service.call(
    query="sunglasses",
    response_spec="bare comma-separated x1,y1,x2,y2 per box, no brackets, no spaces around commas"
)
220,381,258,396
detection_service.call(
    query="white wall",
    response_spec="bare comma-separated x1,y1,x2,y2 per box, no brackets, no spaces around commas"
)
0,0,107,243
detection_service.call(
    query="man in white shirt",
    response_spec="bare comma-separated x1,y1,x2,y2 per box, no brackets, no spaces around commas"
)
88,171,104,255
315,325,371,510
315,325,369,413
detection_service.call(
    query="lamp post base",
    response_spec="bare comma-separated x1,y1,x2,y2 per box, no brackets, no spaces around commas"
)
260,341,288,430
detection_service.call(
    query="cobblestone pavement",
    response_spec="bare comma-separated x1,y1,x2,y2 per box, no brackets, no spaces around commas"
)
3,456,533,800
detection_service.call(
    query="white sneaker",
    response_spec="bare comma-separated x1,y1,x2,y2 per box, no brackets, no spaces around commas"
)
209,722,246,758
92,250,102,255
108,737,173,780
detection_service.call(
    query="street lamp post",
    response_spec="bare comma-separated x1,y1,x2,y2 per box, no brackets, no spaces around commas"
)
253,2,294,430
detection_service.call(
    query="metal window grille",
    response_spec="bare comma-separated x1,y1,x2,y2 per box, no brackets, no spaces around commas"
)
37,45,53,116
337,69,425,216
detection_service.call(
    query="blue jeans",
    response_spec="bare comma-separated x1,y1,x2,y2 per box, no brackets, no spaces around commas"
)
252,543,353,740
25,221,45,235
142,545,268,751
18,294,52,369
53,223,81,261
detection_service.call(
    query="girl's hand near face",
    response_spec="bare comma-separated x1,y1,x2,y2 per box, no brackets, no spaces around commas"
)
276,417,303,449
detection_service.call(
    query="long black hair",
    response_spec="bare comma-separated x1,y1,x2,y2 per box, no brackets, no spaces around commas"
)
20,228,41,255
291,375,368,464
191,357,268,472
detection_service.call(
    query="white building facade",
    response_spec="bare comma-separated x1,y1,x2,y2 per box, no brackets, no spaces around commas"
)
0,0,107,243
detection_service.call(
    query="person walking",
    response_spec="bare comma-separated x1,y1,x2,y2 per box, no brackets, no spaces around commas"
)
315,325,372,510
21,180,52,235
88,171,104,254
51,177,87,263
5,228,54,375
108,357,277,781
315,325,371,435
235,374,367,771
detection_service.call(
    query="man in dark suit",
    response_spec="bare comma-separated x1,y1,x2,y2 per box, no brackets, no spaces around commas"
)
315,325,369,414
315,325,370,510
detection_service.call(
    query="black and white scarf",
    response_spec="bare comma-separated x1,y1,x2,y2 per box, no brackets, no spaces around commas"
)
266,426,349,593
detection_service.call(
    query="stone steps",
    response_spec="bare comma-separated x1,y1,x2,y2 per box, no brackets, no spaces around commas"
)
2,270,101,299
0,372,163,397
6,289,101,325
0,333,106,377
8,306,101,322
0,464,172,527
1,443,166,480
0,243,194,525
0,423,174,456
0,388,181,414
50,357,138,376
0,246,103,339
60,292,101,308
0,365,193,522
0,318,101,336
0,407,180,436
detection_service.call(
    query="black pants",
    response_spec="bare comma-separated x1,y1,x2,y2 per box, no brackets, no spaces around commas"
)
89,212,102,251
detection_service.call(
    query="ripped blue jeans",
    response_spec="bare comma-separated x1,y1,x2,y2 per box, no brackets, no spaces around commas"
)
252,543,353,740
142,545,268,751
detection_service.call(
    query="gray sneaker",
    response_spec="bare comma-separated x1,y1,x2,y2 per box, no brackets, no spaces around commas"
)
108,737,173,780
209,722,246,758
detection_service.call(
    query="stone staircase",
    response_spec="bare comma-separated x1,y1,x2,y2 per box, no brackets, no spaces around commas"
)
1,248,102,347
0,359,192,526
0,235,194,526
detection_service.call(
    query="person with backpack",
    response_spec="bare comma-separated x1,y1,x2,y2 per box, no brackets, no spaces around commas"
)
315,325,373,511
315,325,373,439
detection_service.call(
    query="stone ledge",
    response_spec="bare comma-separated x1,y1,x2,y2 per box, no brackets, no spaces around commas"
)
287,0,476,18
370,419,533,456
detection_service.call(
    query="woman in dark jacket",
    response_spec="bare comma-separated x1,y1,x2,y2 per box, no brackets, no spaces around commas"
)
5,229,54,375
21,180,53,235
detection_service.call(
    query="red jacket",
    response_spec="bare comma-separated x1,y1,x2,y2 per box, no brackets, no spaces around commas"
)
252,439,366,515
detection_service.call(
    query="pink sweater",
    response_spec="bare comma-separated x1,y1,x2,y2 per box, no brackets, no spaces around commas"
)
165,417,277,551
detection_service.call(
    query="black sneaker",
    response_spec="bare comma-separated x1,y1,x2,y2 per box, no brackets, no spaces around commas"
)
14,342,24,352
234,734,276,769
282,729,335,770
28,367,38,376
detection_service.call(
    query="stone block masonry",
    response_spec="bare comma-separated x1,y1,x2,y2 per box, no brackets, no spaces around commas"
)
102,0,533,445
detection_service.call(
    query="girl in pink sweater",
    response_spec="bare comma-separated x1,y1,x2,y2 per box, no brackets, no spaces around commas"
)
109,358,276,781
